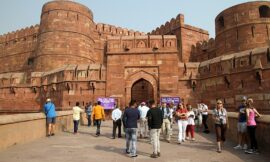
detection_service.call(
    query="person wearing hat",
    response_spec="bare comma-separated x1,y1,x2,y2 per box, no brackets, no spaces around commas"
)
138,101,150,138
234,96,248,150
43,98,56,137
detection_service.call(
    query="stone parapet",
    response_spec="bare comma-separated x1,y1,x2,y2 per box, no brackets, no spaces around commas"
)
0,111,73,151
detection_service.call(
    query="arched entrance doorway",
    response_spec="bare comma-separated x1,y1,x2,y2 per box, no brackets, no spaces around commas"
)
131,78,154,104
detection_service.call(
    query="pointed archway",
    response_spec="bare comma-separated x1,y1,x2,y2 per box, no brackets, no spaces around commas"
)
131,78,154,104
125,70,158,106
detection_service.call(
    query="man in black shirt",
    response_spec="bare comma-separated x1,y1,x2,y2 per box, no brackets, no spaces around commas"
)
147,100,163,158
122,100,140,158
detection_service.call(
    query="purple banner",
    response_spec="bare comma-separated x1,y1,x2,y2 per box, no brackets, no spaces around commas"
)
97,97,115,110
160,97,181,106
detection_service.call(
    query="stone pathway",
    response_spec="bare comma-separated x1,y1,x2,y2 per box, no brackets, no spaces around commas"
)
0,121,269,162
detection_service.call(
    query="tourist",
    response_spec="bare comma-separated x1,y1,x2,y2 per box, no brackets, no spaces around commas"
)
138,102,150,138
234,96,248,150
245,98,262,154
122,100,140,158
92,101,105,137
147,100,163,158
43,98,56,137
169,102,175,136
86,102,93,127
194,104,202,132
73,102,84,134
186,104,195,141
161,102,172,143
201,102,210,133
175,103,188,144
212,100,228,153
111,103,122,139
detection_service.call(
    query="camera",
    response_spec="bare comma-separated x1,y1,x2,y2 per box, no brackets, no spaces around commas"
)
219,118,224,124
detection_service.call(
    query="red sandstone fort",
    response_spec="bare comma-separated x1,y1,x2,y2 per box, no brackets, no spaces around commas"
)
0,0,269,114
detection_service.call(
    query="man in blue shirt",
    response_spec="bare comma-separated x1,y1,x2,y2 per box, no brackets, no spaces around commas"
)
234,96,248,150
44,98,56,137
123,100,140,158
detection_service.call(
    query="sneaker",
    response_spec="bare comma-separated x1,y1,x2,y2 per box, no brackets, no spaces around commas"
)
234,145,242,150
253,149,260,154
131,154,138,158
243,144,248,150
245,149,254,154
216,149,222,153
150,153,158,158
157,152,161,157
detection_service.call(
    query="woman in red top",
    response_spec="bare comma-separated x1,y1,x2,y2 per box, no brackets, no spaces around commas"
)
175,103,188,144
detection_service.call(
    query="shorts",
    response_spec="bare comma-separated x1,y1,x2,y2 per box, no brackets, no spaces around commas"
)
46,117,56,124
237,122,247,133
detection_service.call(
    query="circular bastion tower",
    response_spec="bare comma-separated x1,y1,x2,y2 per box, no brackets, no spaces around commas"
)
34,0,97,71
215,1,270,56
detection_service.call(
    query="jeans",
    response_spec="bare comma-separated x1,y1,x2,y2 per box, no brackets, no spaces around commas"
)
87,114,91,126
95,119,102,135
150,129,161,154
125,128,137,156
73,120,79,133
112,119,122,138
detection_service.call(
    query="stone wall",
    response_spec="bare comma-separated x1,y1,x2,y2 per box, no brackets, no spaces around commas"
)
0,25,39,73
0,64,106,112
0,111,73,151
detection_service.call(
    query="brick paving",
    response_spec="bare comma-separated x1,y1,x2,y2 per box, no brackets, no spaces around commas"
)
0,121,269,162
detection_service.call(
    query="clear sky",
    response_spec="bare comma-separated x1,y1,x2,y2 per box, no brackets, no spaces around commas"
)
0,0,264,38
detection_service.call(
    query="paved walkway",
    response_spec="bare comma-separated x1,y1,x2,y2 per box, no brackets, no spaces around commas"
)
0,121,269,162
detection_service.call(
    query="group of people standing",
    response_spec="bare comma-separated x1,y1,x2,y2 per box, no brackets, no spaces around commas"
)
212,97,262,154
43,96,262,158
111,100,211,158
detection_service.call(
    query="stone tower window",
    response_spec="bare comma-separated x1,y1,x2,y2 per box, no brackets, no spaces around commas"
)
218,16,225,28
259,5,270,18
28,58,34,65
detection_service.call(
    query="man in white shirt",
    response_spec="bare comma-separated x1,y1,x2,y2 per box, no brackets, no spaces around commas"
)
111,104,122,139
73,102,84,134
201,103,210,133
138,102,150,138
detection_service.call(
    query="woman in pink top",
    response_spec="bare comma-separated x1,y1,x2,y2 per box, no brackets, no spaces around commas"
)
245,98,261,154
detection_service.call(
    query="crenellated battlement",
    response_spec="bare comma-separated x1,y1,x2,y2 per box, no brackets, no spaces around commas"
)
150,14,208,35
191,38,216,61
106,35,177,53
0,25,39,44
96,23,145,37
